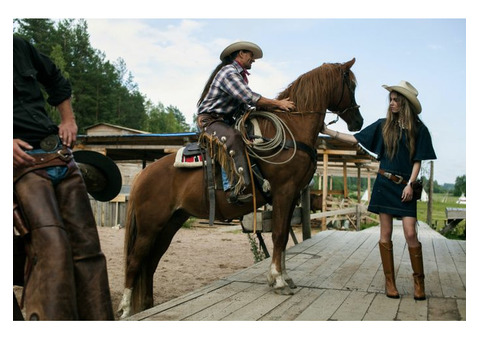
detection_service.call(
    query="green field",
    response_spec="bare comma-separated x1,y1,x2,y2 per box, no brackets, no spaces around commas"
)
416,193,466,240
359,193,466,240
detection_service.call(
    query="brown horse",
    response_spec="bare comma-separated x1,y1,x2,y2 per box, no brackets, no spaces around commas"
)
117,58,363,318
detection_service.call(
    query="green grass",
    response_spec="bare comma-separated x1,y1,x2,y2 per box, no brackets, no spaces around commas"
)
416,193,466,240
359,193,466,240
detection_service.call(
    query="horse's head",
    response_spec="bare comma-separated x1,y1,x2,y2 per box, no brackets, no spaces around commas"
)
328,58,363,131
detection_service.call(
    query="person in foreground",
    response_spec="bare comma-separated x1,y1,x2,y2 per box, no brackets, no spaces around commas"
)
322,80,436,300
196,41,295,204
13,36,114,320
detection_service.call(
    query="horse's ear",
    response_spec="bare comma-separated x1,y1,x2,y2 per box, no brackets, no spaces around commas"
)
343,58,356,70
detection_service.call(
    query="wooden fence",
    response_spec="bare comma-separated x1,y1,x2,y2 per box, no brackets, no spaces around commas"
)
90,194,128,228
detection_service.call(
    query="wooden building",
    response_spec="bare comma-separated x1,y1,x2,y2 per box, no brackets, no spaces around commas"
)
74,123,379,228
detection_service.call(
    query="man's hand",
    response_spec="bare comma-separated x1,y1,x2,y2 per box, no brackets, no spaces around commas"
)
57,98,78,147
58,119,78,147
13,139,35,168
276,97,296,112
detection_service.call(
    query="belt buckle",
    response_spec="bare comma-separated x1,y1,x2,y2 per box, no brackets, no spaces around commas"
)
40,134,60,152
392,175,403,184
383,171,403,184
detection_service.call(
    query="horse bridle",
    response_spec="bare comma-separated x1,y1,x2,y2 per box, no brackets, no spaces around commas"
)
328,69,360,119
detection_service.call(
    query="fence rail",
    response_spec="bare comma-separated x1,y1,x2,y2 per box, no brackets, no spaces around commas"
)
90,194,128,228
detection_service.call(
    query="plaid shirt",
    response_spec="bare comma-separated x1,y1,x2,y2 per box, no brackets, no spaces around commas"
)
198,61,261,120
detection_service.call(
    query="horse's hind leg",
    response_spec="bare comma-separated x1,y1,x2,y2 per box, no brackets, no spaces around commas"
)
119,210,189,318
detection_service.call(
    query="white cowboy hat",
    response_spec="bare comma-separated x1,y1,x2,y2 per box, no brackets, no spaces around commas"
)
220,41,263,61
382,80,422,114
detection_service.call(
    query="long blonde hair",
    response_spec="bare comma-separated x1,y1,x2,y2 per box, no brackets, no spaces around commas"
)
382,91,418,160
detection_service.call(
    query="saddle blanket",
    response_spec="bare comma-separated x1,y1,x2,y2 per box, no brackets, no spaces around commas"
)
173,145,205,168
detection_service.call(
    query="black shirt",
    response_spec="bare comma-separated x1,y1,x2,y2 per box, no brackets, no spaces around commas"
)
13,36,72,147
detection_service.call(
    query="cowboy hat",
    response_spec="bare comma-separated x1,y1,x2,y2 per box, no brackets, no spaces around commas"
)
382,80,422,114
220,41,263,60
73,150,122,202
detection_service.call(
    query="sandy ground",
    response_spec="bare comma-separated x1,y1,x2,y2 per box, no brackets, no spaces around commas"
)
15,220,303,320
102,221,257,317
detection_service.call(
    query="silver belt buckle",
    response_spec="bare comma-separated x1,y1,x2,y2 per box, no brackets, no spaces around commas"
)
40,135,60,152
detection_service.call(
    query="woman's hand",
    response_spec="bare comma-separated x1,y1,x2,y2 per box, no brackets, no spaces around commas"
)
401,184,414,202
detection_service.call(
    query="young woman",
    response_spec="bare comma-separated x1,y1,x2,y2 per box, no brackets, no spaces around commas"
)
322,81,436,300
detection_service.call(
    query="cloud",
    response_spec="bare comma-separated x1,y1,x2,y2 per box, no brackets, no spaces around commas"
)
87,19,294,125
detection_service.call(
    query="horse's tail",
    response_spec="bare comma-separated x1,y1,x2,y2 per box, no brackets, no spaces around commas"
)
123,172,151,315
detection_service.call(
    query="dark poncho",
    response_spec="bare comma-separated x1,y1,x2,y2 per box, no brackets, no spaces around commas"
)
354,118,436,217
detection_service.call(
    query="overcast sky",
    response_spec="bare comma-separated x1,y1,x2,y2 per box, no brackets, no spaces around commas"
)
6,1,474,186
84,17,465,185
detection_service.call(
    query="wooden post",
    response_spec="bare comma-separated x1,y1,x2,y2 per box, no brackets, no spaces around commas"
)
427,161,434,226
357,166,361,203
367,171,371,202
355,204,361,231
322,153,328,230
301,187,311,240
343,161,348,198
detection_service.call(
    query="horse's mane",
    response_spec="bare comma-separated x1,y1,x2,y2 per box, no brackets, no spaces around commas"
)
277,62,356,112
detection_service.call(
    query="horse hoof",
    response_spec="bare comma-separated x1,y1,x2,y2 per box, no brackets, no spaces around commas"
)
266,274,275,287
285,278,297,289
274,286,294,295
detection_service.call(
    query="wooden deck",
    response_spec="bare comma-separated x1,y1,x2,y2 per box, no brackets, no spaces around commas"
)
126,221,466,321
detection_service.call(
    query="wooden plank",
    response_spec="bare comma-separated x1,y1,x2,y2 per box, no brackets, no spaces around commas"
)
445,208,466,220
259,287,325,321
220,287,292,320
310,205,366,219
145,281,255,321
295,289,351,320
127,279,232,320
183,283,272,321
433,238,466,298
363,293,401,321
446,240,466,288
427,297,462,321
456,298,466,321
420,238,444,298
330,290,376,321
396,298,428,321
322,232,375,289
129,221,465,321
342,231,381,291
294,231,357,287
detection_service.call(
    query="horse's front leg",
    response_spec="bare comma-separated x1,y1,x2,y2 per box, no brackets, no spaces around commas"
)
266,201,296,295
282,251,297,289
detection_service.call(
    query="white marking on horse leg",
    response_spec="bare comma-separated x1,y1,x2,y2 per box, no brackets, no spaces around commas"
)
117,288,132,319
267,261,293,295
267,262,282,287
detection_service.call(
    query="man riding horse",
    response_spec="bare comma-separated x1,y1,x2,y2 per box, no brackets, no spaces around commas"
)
196,41,295,204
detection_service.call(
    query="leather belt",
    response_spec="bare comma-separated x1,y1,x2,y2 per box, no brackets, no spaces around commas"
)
378,169,408,185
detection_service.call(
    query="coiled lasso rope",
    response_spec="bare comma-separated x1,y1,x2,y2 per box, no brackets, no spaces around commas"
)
235,110,297,165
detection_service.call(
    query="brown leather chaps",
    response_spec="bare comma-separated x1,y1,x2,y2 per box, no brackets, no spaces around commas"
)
14,165,114,320
197,113,251,191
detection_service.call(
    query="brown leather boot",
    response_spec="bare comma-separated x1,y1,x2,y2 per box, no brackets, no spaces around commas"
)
408,243,426,300
378,241,400,299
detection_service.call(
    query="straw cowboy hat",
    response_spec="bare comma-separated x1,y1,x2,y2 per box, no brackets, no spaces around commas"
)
220,41,263,60
382,80,422,114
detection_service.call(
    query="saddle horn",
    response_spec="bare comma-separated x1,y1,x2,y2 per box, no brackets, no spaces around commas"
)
73,150,122,202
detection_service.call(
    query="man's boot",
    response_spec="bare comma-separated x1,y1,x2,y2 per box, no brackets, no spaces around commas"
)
378,241,400,299
408,243,426,300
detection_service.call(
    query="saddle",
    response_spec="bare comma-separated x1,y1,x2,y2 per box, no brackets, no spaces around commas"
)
173,143,206,168
174,119,271,225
